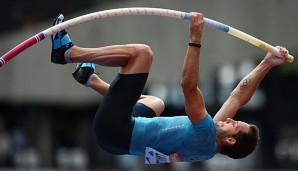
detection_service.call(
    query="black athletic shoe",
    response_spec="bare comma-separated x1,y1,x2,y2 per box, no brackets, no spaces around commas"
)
72,63,96,86
51,14,74,64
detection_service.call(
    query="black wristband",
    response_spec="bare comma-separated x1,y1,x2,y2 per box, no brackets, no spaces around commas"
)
188,42,201,48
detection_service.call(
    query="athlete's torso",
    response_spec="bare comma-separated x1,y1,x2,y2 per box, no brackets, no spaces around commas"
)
129,114,218,162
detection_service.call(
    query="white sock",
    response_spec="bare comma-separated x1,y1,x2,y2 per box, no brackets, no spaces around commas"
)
85,74,97,87
64,46,74,63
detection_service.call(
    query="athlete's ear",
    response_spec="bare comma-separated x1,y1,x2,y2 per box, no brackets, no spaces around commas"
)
225,137,236,145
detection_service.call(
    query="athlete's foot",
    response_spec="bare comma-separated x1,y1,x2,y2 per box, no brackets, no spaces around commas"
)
72,63,97,87
51,14,74,64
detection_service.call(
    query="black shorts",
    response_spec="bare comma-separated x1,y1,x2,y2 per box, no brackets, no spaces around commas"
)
93,73,150,155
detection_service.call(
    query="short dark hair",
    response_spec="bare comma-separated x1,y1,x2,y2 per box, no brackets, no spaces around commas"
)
221,124,260,159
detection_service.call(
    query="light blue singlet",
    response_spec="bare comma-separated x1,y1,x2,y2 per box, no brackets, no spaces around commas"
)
129,114,218,162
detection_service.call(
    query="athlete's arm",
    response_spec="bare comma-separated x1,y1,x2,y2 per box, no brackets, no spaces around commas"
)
213,46,289,122
181,13,207,124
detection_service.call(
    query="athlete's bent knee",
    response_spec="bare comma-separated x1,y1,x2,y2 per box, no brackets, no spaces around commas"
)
121,44,153,74
133,44,153,63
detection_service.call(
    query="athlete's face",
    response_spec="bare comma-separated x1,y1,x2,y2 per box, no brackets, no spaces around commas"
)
216,118,250,136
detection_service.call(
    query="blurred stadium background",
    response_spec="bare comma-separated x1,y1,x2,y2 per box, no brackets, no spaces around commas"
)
0,0,298,170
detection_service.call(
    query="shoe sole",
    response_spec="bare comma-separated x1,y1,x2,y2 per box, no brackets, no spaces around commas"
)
72,63,84,75
52,14,64,41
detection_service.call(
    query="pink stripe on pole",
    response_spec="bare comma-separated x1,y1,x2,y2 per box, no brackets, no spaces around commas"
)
0,36,38,68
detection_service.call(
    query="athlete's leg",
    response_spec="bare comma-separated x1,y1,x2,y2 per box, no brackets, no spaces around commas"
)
69,44,153,74
72,63,165,116
51,14,152,75
89,76,164,116
136,95,165,117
